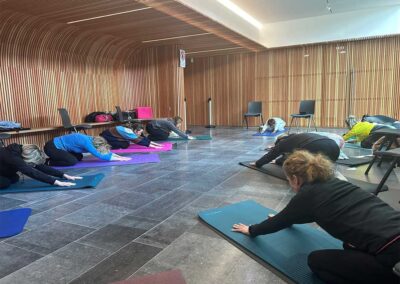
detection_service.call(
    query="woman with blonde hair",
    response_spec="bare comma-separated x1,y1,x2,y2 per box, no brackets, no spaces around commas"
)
233,150,400,284
44,133,130,166
0,144,81,189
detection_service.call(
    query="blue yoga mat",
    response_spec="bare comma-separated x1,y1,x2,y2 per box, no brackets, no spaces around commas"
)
199,200,342,284
252,129,287,137
0,208,31,238
166,135,212,141
0,174,104,194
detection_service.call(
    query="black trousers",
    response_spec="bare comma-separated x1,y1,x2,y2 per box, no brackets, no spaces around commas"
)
44,140,83,167
0,173,20,189
100,130,130,149
146,123,169,141
308,241,400,284
361,125,391,149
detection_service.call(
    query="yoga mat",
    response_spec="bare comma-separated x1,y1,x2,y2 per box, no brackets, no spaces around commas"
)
239,162,287,180
345,177,388,195
0,174,104,194
336,155,373,167
0,208,31,238
54,154,160,169
344,142,362,149
199,200,342,284
166,135,212,141
111,142,173,153
252,129,287,137
112,270,186,284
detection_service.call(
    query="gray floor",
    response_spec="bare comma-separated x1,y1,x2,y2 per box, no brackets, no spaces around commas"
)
0,127,399,284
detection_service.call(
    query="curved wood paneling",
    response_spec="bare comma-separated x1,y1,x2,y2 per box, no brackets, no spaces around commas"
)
0,10,184,146
185,36,400,127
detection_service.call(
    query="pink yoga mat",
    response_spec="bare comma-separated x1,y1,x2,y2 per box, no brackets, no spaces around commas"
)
112,270,186,284
54,153,160,169
111,142,173,154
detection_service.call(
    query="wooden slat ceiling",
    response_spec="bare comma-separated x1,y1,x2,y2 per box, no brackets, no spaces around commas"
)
0,0,265,56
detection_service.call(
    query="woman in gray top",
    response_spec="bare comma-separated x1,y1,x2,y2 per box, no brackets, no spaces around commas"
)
146,116,194,141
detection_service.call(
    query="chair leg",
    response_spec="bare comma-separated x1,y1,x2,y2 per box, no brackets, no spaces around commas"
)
375,158,398,195
244,117,248,129
365,155,378,175
312,115,317,131
288,117,295,134
307,117,311,132
260,115,264,125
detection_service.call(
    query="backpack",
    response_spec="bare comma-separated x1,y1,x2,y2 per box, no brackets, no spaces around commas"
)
95,114,113,122
85,112,106,122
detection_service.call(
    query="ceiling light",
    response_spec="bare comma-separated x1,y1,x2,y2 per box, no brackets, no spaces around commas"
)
217,0,262,29
142,33,211,43
67,7,152,24
186,47,243,55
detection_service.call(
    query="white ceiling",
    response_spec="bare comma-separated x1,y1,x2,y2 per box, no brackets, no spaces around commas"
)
231,0,400,24
179,0,400,48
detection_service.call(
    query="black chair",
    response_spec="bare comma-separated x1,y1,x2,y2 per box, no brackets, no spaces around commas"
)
58,108,92,134
288,100,317,133
115,106,134,126
243,101,263,129
0,133,11,147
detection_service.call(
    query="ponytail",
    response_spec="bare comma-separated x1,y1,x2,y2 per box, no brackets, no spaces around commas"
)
283,150,334,183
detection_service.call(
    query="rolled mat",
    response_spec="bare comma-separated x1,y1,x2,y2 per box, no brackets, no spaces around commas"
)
239,162,287,180
111,142,173,154
166,135,212,141
199,200,342,284
0,174,104,194
252,129,287,137
0,208,32,238
336,156,373,167
54,154,160,169
112,270,186,284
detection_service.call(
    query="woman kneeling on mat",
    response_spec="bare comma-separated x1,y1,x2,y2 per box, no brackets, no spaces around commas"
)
253,132,340,168
343,121,394,148
44,133,130,167
233,151,400,284
261,117,286,134
100,123,163,149
0,144,81,189
146,116,194,141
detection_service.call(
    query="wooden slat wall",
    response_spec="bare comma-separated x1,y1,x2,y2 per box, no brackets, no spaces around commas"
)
0,10,184,146
185,36,400,127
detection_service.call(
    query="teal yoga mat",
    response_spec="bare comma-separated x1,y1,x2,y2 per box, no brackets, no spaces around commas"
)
166,135,212,141
199,200,342,284
0,174,104,194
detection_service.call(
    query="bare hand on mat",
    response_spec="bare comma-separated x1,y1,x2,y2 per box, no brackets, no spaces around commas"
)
54,180,76,187
249,162,256,166
111,154,131,161
63,174,82,181
232,223,250,235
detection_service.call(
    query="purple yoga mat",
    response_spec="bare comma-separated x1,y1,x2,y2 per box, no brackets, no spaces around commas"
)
111,142,173,153
54,153,160,169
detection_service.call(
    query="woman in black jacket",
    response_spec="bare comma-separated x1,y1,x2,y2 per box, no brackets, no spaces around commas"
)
254,132,340,167
0,144,81,189
233,150,400,284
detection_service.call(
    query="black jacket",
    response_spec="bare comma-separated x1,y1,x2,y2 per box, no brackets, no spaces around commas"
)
249,178,400,254
255,133,340,167
0,144,64,184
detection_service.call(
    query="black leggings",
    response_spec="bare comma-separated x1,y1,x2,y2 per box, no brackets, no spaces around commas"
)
100,130,130,149
0,174,20,189
44,140,83,167
308,241,400,284
146,123,169,141
361,125,391,149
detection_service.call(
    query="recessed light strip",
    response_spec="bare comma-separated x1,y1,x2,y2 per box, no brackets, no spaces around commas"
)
142,33,211,43
67,7,152,24
217,0,262,29
186,47,244,55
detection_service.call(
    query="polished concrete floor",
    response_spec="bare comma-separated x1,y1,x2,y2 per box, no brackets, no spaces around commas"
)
0,127,399,284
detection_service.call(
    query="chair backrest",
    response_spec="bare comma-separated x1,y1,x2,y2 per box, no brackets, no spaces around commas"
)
58,108,73,128
248,101,262,114
115,106,124,122
299,100,315,115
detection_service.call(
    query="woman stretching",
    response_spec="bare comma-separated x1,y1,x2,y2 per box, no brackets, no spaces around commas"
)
44,133,130,167
233,151,400,284
254,132,340,167
146,116,194,141
100,123,162,149
0,144,81,189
